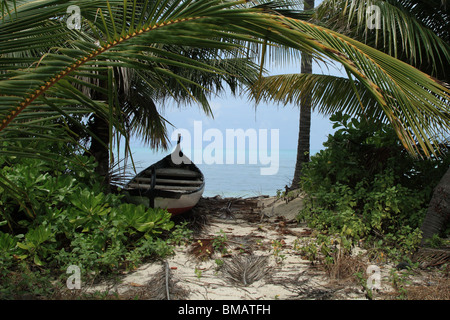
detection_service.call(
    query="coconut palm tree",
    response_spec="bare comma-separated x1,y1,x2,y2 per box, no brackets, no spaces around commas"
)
1,0,449,207
1,0,263,181
315,0,450,244
291,0,314,189
320,0,450,244
86,48,262,180
253,0,450,242
255,0,449,156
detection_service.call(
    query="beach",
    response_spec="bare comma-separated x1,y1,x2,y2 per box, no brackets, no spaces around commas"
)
77,192,449,301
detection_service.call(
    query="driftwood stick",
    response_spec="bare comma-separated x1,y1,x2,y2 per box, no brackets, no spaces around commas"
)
165,261,170,300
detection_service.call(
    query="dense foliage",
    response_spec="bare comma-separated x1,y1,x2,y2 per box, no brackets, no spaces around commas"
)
0,141,191,299
298,112,450,261
1,0,449,300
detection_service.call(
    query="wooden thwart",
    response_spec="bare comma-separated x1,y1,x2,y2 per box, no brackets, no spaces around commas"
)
148,168,202,178
127,183,200,191
134,177,203,185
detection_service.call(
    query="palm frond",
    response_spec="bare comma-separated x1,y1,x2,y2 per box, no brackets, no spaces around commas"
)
0,0,448,159
251,73,382,119
316,0,450,79
272,15,450,156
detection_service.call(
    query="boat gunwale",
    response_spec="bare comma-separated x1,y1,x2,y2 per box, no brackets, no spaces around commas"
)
125,154,205,196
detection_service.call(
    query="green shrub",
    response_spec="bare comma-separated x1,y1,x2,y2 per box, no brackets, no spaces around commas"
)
0,144,182,298
298,112,449,261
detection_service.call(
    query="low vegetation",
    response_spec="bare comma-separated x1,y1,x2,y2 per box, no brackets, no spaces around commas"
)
0,140,192,299
1,113,448,299
298,112,450,263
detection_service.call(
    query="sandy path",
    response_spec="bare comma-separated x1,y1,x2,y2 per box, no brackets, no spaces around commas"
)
74,192,449,301
86,193,374,300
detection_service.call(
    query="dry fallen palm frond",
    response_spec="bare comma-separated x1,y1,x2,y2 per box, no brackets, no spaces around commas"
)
413,247,450,268
222,255,271,286
188,238,216,261
173,205,211,237
321,253,367,282
128,261,188,300
403,277,450,300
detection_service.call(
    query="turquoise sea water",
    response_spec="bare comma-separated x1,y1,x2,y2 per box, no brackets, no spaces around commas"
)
120,147,319,198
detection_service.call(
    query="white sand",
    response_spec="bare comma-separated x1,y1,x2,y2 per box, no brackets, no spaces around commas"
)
86,193,399,300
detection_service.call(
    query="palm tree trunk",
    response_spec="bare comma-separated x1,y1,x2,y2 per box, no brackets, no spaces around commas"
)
87,77,111,186
291,0,315,189
420,166,450,245
291,51,312,189
88,114,110,180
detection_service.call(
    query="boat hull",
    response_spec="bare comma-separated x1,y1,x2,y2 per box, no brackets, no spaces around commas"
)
123,148,205,215
125,186,204,215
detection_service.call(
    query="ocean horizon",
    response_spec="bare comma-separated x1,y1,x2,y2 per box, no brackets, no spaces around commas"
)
118,147,320,198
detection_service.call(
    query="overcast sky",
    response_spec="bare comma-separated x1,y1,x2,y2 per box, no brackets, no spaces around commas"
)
130,0,346,155
131,59,345,154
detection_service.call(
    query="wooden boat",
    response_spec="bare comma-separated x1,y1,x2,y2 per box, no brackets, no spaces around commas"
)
124,135,205,215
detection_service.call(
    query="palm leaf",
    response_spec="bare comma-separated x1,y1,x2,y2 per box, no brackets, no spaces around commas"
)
0,0,448,158
262,15,449,156
251,73,382,118
316,0,450,79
